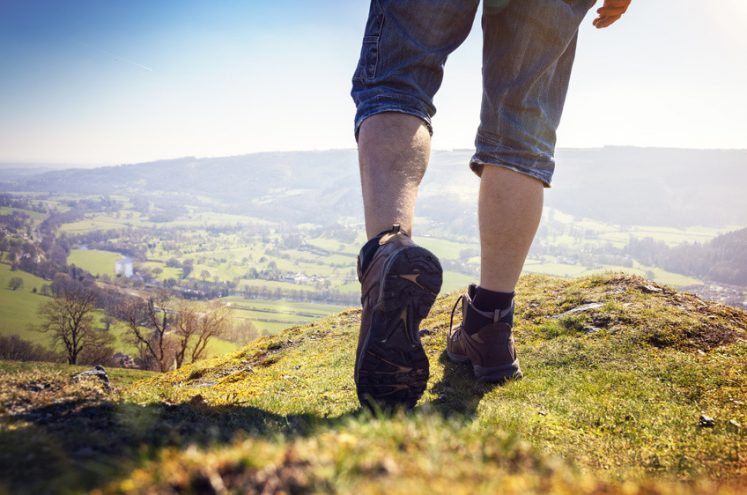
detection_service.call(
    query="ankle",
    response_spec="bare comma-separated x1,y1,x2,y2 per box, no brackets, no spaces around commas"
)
473,286,514,312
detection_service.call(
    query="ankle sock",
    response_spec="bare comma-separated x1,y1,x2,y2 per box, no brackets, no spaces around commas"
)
473,287,515,313
464,286,515,334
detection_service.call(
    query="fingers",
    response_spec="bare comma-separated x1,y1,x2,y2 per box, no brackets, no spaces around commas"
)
593,0,631,29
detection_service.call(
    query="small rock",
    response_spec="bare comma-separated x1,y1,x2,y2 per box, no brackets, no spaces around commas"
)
25,382,49,392
538,410,548,416
727,420,742,430
697,350,707,356
641,285,663,293
582,326,601,334
381,457,400,475
72,366,110,391
418,328,432,337
552,302,604,319
699,414,715,428
191,381,217,388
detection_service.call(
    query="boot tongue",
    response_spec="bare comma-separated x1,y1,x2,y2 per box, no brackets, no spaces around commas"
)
378,224,408,245
357,225,407,278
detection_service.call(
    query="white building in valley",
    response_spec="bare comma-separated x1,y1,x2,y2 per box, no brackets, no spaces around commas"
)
115,257,134,278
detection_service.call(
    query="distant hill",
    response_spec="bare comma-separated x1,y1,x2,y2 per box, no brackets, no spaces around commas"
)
2,147,746,229
1,273,746,493
627,226,747,286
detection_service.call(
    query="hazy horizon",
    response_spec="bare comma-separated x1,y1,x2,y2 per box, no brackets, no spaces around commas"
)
2,1,746,164
2,144,747,171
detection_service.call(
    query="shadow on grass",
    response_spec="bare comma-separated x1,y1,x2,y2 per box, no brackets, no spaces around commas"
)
0,351,506,494
0,396,357,494
425,350,498,419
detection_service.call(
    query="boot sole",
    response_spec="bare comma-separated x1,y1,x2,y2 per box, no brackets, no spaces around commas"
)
356,246,442,411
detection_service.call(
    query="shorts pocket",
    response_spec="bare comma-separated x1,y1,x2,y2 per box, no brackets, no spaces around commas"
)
356,35,380,82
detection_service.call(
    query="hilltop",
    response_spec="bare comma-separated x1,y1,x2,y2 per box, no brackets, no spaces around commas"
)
1,273,746,494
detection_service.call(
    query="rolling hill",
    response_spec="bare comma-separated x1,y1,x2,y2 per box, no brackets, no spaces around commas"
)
1,273,745,494
3,147,747,230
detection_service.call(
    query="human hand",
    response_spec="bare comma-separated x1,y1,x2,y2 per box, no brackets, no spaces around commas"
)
592,0,632,29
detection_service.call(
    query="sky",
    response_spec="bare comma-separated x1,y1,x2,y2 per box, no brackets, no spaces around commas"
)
1,0,746,165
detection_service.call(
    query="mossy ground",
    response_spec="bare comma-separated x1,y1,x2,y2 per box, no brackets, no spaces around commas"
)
1,273,745,494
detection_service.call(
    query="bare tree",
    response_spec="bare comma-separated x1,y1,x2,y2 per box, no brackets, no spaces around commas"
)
173,301,230,368
118,294,174,372
36,283,102,364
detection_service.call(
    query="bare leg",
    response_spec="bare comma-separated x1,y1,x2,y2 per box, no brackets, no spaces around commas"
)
478,166,544,292
358,113,431,239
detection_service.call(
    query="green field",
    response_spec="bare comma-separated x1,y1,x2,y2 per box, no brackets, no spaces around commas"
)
0,263,48,343
221,296,349,334
67,249,121,277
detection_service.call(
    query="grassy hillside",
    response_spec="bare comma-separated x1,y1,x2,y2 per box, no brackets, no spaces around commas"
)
1,273,745,494
0,263,48,343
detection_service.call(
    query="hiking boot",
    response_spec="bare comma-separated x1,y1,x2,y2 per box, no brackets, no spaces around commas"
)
447,285,522,383
355,225,443,411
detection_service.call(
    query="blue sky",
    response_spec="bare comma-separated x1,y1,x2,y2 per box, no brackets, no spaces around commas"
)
1,0,746,164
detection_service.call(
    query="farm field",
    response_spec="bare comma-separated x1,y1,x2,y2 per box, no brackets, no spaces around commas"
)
67,249,121,277
220,296,349,334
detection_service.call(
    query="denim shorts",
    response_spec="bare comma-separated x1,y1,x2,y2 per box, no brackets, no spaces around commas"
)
351,0,595,187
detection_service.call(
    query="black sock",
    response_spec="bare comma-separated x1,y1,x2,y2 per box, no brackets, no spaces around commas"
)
473,286,515,312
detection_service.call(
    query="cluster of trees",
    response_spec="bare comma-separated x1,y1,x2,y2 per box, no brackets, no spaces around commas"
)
28,274,233,371
0,335,61,363
0,194,48,214
625,228,747,286
114,295,230,371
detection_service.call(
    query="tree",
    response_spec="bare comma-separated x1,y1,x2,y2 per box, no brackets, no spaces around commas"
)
36,283,104,364
223,319,260,346
0,335,61,362
118,294,175,372
181,259,194,279
7,276,23,291
173,301,230,369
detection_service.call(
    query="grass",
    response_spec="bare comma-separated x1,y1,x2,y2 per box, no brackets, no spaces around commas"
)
67,249,121,278
0,263,48,343
1,273,745,494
